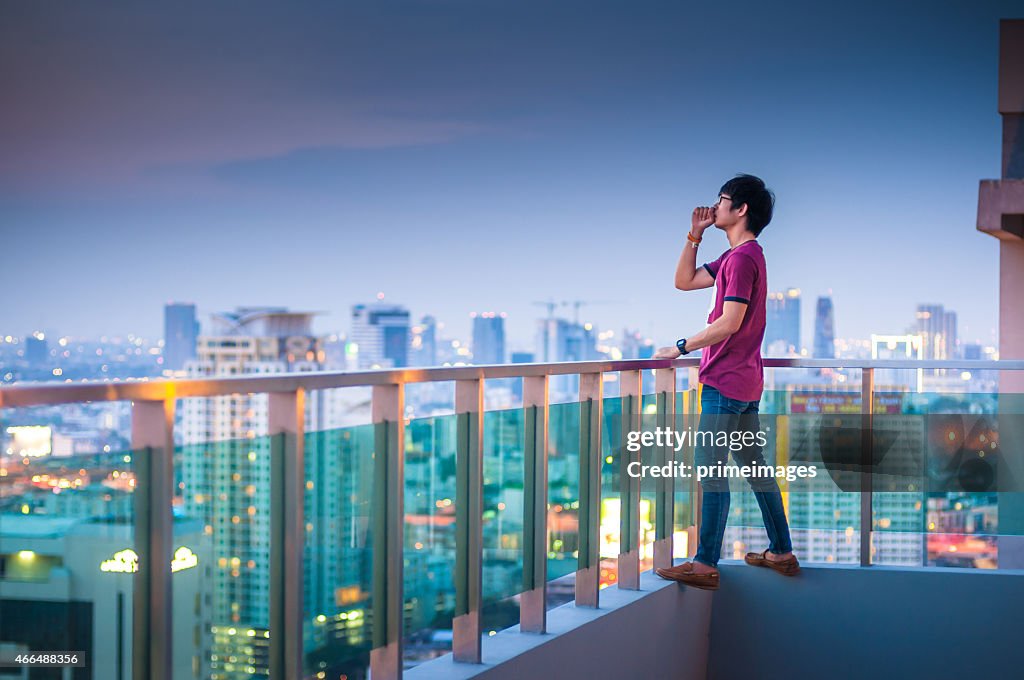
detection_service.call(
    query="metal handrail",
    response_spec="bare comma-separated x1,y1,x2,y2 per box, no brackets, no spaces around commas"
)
1,357,1020,408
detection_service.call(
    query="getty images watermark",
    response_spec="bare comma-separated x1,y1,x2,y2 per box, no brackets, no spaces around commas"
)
624,426,820,482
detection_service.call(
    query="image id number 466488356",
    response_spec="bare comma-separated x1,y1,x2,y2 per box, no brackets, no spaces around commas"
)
0,651,86,668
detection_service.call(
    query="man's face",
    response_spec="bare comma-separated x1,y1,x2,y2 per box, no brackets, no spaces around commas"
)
712,193,741,229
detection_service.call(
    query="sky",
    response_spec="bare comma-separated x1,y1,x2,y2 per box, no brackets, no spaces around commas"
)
1,1,1020,352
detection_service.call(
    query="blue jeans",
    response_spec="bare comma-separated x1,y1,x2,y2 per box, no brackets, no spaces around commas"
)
694,385,793,568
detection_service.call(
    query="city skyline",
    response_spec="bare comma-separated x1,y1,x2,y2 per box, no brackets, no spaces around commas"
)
1,1,1018,350
0,290,993,356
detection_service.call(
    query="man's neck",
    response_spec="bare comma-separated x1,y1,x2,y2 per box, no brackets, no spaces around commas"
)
725,224,757,248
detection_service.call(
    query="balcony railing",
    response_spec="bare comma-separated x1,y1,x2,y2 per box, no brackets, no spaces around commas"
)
1,357,1022,680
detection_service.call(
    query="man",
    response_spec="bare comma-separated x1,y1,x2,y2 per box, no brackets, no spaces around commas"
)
652,174,798,590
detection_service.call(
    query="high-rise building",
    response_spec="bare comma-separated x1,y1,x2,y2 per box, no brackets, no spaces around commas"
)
181,307,362,680
471,312,506,365
535,318,597,364
25,332,49,366
764,288,801,356
620,329,655,360
411,315,438,367
163,302,199,371
351,301,411,369
915,304,958,361
963,343,983,361
813,296,836,359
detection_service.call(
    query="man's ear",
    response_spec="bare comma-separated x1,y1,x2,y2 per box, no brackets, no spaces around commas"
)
735,202,748,217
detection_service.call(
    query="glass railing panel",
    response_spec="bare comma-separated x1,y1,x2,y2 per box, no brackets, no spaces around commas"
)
302,424,375,679
637,393,659,573
673,390,696,557
547,401,579,608
480,407,524,637
733,385,863,564
599,394,621,587
871,388,1023,569
402,413,457,667
174,416,271,680
680,383,863,565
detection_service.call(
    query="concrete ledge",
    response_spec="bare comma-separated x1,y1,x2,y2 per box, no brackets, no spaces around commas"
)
978,179,1024,238
708,561,1024,680
407,568,712,680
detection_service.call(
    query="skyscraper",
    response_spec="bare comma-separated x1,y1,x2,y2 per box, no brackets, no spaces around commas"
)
511,351,535,364
471,312,506,365
915,304,958,361
813,296,836,359
25,332,49,366
535,318,597,364
764,288,801,356
351,301,411,368
163,302,198,371
620,329,655,360
411,315,438,366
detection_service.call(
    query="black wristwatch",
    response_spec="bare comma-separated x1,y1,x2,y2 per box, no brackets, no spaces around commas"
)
676,338,690,355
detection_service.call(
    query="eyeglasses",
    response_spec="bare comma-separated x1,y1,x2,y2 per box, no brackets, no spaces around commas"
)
715,194,732,205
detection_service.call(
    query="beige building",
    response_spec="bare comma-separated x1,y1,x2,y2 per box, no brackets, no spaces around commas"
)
0,515,210,680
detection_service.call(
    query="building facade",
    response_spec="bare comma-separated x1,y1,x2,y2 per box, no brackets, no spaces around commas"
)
764,288,801,356
0,515,211,680
350,302,411,369
470,312,506,365
164,303,199,372
813,296,836,359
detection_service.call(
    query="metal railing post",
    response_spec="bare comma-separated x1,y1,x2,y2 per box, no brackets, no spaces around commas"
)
860,368,875,567
618,370,641,590
653,368,676,572
453,379,484,663
370,384,405,679
521,376,549,633
131,397,175,680
576,373,603,608
268,390,305,680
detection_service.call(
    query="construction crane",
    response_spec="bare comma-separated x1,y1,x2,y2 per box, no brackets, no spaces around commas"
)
531,299,559,320
559,300,623,325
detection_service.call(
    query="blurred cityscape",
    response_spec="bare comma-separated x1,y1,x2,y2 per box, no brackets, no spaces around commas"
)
0,292,1006,678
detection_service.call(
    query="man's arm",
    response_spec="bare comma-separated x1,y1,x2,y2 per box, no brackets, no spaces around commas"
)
653,301,747,358
674,247,715,290
674,206,716,290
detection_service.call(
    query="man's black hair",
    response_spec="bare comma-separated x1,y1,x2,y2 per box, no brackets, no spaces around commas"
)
719,174,775,236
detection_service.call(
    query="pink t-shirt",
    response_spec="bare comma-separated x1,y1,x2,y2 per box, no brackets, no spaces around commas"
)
698,240,767,402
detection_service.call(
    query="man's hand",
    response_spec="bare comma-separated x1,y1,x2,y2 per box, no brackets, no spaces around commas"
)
653,346,682,359
691,206,715,236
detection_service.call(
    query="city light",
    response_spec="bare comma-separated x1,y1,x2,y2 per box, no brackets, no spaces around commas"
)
99,546,198,573
5,426,52,457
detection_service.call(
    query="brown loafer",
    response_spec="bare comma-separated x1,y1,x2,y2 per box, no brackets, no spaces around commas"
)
744,549,800,576
655,562,720,590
